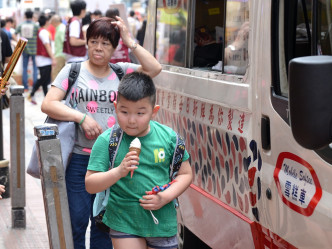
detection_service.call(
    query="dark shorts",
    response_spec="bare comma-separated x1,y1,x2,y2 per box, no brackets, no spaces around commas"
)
109,228,178,249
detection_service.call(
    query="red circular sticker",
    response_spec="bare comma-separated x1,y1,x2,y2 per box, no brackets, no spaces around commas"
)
274,152,322,216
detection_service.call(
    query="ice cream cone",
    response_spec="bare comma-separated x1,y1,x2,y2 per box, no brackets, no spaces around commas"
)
129,147,141,155
129,147,141,178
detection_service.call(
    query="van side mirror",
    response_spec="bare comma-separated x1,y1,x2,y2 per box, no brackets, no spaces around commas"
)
289,56,332,150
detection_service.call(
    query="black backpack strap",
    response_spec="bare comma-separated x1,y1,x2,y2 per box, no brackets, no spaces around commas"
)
109,63,125,81
64,62,81,100
109,125,124,168
170,133,185,180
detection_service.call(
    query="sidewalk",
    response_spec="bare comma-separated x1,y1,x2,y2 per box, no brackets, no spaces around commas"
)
0,89,94,248
0,90,49,249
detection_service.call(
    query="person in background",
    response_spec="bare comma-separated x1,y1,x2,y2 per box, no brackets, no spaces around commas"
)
44,10,56,41
105,8,130,63
136,19,146,46
85,72,192,249
127,10,139,39
15,9,39,92
0,19,5,29
41,16,161,249
50,15,66,81
0,27,13,98
91,9,102,21
4,17,17,42
27,15,56,105
82,11,91,39
0,26,13,74
63,0,87,63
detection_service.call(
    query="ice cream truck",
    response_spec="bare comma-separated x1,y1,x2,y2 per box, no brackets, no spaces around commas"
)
142,0,332,248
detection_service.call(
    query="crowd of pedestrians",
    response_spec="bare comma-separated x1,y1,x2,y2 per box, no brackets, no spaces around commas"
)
2,0,147,105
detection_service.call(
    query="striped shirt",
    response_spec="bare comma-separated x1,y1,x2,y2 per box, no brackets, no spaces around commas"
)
16,20,39,55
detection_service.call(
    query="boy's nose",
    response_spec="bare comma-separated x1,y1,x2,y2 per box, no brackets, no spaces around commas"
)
128,115,136,124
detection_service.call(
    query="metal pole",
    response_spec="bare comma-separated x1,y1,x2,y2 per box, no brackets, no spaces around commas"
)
9,85,26,228
34,124,74,249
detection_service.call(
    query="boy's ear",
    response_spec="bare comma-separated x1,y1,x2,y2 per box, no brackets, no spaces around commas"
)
152,105,160,118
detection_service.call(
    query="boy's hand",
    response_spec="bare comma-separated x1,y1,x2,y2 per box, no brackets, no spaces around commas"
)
118,151,139,178
139,192,168,211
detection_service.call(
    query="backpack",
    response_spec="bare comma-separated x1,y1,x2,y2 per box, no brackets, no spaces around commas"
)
93,125,185,232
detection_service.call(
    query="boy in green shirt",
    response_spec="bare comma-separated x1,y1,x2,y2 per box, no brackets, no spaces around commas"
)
85,72,192,249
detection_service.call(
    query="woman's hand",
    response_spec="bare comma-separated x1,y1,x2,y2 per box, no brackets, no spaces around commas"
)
80,114,103,139
117,150,139,178
111,16,134,48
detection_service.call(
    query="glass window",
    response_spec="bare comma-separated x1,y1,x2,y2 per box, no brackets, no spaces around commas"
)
193,0,224,70
317,0,332,55
279,0,332,97
155,0,188,66
224,0,250,75
155,0,250,75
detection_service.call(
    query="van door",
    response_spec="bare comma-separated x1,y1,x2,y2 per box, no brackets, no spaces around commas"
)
262,0,332,248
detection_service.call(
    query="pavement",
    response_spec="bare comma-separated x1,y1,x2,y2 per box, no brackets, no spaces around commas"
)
0,88,94,249
0,89,49,249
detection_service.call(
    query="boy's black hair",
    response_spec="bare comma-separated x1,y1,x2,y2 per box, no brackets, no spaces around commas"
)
70,0,87,16
117,72,156,106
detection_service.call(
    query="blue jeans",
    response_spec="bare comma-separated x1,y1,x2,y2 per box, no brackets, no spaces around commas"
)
22,51,38,90
66,153,113,249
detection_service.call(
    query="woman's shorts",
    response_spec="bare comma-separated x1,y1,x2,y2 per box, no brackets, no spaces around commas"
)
109,228,178,249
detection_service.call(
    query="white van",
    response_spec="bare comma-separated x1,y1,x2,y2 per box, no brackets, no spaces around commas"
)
143,0,332,248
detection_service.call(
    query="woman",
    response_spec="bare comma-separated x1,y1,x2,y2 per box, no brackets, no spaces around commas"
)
41,16,161,249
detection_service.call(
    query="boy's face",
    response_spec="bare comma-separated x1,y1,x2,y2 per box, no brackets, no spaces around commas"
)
114,96,159,137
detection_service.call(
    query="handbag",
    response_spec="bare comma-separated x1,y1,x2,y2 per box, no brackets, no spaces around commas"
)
27,118,76,178
27,63,81,178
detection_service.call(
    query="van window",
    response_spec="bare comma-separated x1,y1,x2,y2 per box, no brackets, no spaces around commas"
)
278,0,332,97
155,0,250,75
224,1,250,75
155,0,188,67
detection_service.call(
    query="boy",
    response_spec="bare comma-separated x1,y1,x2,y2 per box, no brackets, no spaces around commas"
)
85,72,192,249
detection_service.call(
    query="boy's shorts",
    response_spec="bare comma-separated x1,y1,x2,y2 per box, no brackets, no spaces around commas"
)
109,228,178,249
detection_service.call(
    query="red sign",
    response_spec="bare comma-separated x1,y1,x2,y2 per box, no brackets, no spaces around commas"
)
274,152,322,216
